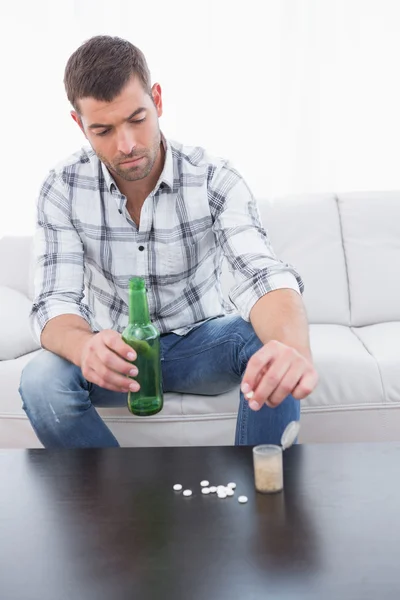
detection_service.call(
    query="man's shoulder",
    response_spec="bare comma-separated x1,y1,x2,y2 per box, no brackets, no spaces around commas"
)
169,139,244,198
169,139,231,174
44,146,99,186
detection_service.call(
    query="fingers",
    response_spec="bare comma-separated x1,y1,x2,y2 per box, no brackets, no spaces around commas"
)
241,340,318,411
241,341,280,395
267,361,305,407
103,330,137,361
86,366,140,393
292,369,319,400
81,329,141,393
96,344,137,378
248,357,293,409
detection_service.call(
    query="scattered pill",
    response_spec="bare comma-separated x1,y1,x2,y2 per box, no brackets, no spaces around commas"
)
174,482,246,503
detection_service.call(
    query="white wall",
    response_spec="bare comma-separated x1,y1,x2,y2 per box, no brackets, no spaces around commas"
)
1,0,400,235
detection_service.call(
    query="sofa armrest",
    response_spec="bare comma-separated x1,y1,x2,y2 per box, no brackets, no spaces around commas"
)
0,286,41,360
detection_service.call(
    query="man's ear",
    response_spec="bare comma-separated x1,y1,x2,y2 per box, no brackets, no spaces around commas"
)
151,83,163,118
71,111,86,136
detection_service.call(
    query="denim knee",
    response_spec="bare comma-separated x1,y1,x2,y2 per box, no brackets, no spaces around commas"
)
235,321,263,373
19,350,87,416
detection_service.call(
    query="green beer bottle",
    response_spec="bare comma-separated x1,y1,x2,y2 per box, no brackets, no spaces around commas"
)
122,276,163,416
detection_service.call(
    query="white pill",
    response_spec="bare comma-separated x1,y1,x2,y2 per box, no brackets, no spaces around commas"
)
201,487,210,495
226,488,234,497
173,484,183,491
238,495,248,504
227,482,236,489
209,486,217,493
246,390,254,399
200,480,210,487
217,491,227,499
183,489,192,497
216,485,226,494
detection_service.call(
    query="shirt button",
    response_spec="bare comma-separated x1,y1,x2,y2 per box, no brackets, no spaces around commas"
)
138,245,145,251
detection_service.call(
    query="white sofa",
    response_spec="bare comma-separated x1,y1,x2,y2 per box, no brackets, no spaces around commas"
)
1,192,400,448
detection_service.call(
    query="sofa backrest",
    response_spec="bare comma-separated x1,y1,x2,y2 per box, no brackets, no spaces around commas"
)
0,236,33,299
338,191,400,326
257,194,350,325
254,191,400,326
1,191,399,327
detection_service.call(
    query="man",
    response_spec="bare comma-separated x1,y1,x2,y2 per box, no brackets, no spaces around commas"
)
19,35,318,448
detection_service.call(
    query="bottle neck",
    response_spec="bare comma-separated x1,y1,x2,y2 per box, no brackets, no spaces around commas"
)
128,287,150,325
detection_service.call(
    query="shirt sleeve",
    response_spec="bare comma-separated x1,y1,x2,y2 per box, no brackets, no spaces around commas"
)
209,161,304,322
30,170,92,344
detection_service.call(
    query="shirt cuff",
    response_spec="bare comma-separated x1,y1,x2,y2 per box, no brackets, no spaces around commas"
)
30,300,92,345
229,271,303,322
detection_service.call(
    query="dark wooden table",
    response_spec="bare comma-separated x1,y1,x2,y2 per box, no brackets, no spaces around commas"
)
0,443,399,599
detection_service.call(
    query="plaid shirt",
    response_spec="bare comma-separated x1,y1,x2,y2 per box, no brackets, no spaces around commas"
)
31,136,304,343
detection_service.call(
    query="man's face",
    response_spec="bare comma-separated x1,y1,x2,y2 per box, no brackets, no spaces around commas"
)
72,76,163,182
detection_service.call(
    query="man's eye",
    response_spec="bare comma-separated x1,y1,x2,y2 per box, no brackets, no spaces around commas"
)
96,118,145,137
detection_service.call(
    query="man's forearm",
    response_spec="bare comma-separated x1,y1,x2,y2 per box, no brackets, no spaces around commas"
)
249,289,312,360
40,315,95,367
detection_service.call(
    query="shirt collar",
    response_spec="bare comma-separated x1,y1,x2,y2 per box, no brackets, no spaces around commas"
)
100,132,173,195
101,161,117,193
158,134,174,191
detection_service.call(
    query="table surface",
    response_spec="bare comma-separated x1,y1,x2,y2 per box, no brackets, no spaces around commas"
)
1,443,399,600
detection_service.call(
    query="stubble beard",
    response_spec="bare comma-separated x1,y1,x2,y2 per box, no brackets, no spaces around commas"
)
97,128,161,182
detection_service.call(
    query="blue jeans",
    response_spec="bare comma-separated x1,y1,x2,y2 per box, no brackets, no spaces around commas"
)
19,315,300,448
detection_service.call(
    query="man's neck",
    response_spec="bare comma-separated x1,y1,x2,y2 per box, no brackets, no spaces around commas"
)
114,142,165,206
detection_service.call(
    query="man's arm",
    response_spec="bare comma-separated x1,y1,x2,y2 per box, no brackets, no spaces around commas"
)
31,170,139,393
40,314,94,367
243,288,317,409
32,172,95,366
209,161,318,409
249,289,312,361
31,170,93,347
209,161,304,323
41,314,140,393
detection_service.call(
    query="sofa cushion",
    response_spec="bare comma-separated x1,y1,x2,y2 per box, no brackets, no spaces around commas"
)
0,325,394,448
0,351,43,448
304,323,384,410
0,287,40,360
2,351,238,448
259,195,350,325
338,192,400,326
352,323,400,404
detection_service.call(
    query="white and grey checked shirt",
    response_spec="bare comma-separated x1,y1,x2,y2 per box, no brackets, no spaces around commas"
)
31,136,304,343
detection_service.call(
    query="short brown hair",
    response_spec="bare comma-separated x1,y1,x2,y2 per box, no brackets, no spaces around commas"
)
64,35,152,113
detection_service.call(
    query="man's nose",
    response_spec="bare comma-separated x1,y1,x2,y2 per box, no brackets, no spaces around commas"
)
117,130,136,156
